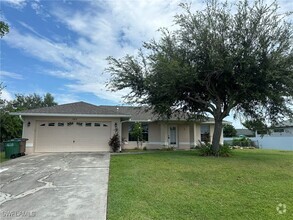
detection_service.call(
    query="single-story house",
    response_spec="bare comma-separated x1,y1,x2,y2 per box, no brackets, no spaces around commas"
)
11,101,223,154
256,119,293,137
236,129,255,137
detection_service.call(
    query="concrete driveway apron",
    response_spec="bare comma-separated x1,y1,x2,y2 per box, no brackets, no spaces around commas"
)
0,153,110,220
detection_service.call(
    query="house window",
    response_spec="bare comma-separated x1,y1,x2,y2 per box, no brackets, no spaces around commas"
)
94,123,100,127
67,122,74,126
85,122,92,127
40,123,46,127
76,122,83,126
48,122,55,127
273,128,284,133
200,125,210,143
103,123,108,127
128,123,149,141
58,122,64,127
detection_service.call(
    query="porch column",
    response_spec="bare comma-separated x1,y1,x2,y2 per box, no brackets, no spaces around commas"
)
193,124,199,146
160,123,168,146
209,124,214,143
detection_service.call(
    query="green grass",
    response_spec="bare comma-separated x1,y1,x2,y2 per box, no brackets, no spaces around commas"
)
0,151,8,163
107,149,293,220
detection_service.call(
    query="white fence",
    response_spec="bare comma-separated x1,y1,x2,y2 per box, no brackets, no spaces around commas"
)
224,137,293,151
254,136,293,151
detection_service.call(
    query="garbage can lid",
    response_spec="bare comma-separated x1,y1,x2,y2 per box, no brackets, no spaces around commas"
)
3,139,16,143
12,138,29,141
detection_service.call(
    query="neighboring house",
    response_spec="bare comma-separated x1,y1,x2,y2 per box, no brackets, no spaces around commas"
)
254,119,293,150
256,120,293,137
11,101,224,154
224,120,293,151
236,129,255,137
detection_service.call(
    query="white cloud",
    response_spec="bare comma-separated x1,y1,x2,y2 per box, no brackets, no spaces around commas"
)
2,0,292,106
0,70,23,80
3,0,186,103
53,93,80,105
0,89,14,101
1,0,27,8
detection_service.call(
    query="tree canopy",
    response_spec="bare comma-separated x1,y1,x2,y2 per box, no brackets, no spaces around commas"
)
0,92,57,142
223,124,237,137
0,21,9,38
106,0,293,155
130,122,143,148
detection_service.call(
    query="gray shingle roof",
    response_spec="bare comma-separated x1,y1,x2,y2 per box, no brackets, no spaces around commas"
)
236,129,255,137
100,105,214,122
12,101,218,122
12,102,130,116
100,105,156,121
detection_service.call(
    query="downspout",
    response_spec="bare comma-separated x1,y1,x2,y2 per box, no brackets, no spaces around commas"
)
19,115,24,122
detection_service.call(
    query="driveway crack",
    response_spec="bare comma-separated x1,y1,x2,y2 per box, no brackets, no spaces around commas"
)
0,169,60,206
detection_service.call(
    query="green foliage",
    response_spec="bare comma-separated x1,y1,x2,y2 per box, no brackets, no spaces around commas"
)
11,93,57,110
0,21,9,38
106,0,293,156
0,90,57,143
198,142,232,157
108,124,120,152
143,146,147,151
0,110,22,143
198,143,214,156
232,137,254,147
219,144,232,157
0,152,8,163
130,122,143,148
242,119,269,136
223,124,237,137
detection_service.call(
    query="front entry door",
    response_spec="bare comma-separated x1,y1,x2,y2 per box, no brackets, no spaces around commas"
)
169,126,177,146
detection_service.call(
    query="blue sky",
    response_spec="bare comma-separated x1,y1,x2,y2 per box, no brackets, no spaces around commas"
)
1,0,292,128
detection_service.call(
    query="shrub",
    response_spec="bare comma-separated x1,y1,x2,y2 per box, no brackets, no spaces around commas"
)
219,144,232,157
143,146,147,151
108,133,120,152
197,142,232,157
198,143,213,156
108,124,120,152
232,137,253,147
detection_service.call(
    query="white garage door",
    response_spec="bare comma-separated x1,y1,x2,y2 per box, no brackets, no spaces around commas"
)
35,121,111,152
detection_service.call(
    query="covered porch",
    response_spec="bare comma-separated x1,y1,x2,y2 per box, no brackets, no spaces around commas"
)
121,121,223,150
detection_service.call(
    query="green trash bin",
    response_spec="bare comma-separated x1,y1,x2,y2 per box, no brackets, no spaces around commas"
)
4,140,20,159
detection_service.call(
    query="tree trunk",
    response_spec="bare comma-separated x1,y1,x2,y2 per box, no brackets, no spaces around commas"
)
212,119,223,155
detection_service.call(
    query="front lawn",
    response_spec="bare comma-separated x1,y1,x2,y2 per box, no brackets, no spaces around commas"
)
107,150,293,219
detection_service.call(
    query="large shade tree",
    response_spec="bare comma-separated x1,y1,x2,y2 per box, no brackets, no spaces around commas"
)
106,0,293,155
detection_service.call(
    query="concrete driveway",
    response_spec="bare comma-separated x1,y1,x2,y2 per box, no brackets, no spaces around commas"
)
0,153,110,220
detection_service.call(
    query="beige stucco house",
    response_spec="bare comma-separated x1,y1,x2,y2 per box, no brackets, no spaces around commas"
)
11,102,223,154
